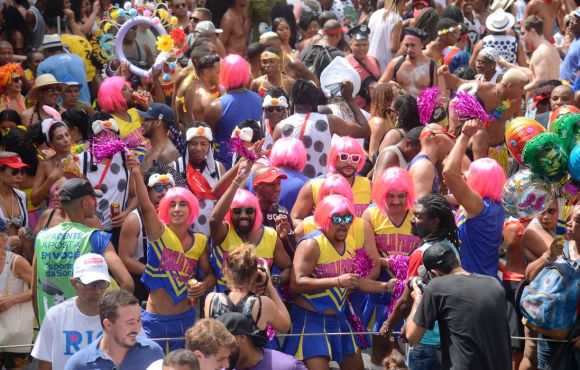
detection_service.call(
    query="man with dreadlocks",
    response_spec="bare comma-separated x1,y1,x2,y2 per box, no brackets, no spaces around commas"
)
380,194,461,370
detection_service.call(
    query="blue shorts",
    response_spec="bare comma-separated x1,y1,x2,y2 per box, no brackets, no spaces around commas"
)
282,305,359,362
362,270,395,332
142,308,196,353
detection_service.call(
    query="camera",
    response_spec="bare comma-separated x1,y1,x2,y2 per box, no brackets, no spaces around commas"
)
407,276,428,292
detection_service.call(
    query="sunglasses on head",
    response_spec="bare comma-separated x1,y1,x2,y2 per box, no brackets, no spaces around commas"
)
76,279,110,290
265,106,285,113
7,168,25,176
338,152,362,163
152,184,172,193
43,85,62,93
232,207,255,215
331,214,353,225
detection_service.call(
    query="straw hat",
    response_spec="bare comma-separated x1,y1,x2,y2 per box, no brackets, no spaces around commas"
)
486,9,516,33
28,74,63,100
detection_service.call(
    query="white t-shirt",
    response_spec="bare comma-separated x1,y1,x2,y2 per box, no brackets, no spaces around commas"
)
368,9,402,71
31,297,102,369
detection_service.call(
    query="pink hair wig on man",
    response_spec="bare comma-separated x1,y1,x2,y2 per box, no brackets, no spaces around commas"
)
220,54,251,90
327,136,366,173
269,137,307,171
158,187,200,226
226,189,264,232
466,158,506,201
372,167,415,214
314,194,355,233
98,76,128,113
317,174,354,204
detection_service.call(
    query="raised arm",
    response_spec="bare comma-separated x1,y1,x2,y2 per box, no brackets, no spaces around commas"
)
328,81,370,138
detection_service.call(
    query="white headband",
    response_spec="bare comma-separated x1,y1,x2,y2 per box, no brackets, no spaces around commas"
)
231,126,254,142
147,173,175,187
92,119,119,135
186,126,213,142
262,95,289,108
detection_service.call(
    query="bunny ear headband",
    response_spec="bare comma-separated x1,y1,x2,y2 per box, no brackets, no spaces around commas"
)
91,118,120,135
41,105,67,142
231,126,254,142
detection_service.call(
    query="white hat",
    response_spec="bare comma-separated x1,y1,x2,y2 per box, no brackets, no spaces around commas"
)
38,34,64,51
73,253,110,284
195,20,223,34
490,0,515,11
486,9,516,33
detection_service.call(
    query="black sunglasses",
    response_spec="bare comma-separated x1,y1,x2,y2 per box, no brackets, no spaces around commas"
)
12,77,22,83
174,3,186,8
265,106,285,113
43,85,62,93
8,168,25,176
190,16,200,22
232,207,255,215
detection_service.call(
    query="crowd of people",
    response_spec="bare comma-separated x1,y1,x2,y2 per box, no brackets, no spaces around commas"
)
1,0,580,369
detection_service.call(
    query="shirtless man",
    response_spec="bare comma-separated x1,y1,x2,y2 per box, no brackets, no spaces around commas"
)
379,27,438,97
139,103,180,171
182,45,221,125
220,0,250,55
424,18,460,65
524,0,560,43
500,16,561,92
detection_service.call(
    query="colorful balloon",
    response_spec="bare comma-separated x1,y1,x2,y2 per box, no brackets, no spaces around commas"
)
549,105,580,125
505,117,545,165
502,169,552,219
568,145,580,181
523,133,569,182
551,113,580,153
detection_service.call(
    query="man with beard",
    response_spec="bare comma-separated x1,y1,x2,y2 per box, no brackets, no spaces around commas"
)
65,290,163,370
210,160,291,292
138,103,180,171
379,27,438,97
380,194,461,370
32,254,112,369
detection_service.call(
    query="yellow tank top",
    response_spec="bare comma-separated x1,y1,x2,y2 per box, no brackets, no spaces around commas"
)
214,225,278,288
113,108,142,140
300,230,357,314
21,188,41,212
368,205,419,257
60,34,96,81
311,175,371,217
302,215,365,248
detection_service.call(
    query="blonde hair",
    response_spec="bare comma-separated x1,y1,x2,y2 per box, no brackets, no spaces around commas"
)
185,319,237,355
501,68,527,85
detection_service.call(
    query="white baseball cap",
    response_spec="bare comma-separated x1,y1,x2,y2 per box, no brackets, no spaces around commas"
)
195,20,223,34
73,253,110,284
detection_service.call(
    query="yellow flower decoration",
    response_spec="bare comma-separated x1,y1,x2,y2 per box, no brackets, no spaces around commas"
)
158,8,169,20
170,16,178,26
156,34,174,53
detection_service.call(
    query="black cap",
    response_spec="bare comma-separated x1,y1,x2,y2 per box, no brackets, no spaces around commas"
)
216,312,268,348
405,126,424,144
347,24,370,40
422,241,457,271
138,103,176,124
59,178,103,202
403,27,428,42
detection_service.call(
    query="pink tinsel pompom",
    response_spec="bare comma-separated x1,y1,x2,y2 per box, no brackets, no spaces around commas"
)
346,299,368,349
417,87,442,125
450,92,493,123
265,322,276,341
352,248,374,277
90,130,127,164
385,254,409,317
230,137,258,162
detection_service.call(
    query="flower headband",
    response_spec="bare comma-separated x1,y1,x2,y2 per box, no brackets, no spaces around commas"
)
261,50,280,60
147,173,175,187
186,126,213,142
41,105,67,142
231,126,254,142
92,119,119,135
262,95,289,108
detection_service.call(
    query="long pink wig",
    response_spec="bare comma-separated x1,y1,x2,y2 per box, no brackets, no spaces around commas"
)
372,167,415,214
220,54,251,90
98,76,128,113
327,136,366,173
269,137,307,171
466,158,506,201
314,194,355,233
317,174,354,204
226,189,263,232
158,187,200,225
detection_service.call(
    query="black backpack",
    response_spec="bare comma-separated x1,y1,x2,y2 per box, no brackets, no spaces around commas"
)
300,44,344,78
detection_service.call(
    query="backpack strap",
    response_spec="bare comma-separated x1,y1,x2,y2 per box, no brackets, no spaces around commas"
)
255,294,263,325
136,208,147,262
82,151,89,177
393,56,405,82
429,59,436,87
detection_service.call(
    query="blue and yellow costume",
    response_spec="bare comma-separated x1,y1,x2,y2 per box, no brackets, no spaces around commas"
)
362,205,419,332
283,230,360,362
141,226,207,353
311,176,371,217
211,224,278,292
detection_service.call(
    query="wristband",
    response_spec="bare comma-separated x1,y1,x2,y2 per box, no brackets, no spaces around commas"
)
337,276,343,288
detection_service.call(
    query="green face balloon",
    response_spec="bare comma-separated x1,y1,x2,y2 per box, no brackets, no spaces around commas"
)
523,133,569,183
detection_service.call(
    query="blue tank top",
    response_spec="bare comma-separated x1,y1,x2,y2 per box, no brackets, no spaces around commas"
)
456,198,505,277
214,90,263,169
407,154,440,194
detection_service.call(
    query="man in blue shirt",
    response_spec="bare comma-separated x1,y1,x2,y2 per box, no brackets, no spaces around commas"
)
65,290,164,369
560,10,580,83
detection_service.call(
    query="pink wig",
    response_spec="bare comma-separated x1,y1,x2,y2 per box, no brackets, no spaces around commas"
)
226,189,263,232
157,187,200,225
314,194,355,233
466,158,506,201
327,136,366,173
372,167,415,213
98,77,128,113
317,174,354,204
269,137,307,171
220,54,251,90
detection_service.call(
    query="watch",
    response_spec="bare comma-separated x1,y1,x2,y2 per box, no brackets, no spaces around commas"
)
271,275,281,288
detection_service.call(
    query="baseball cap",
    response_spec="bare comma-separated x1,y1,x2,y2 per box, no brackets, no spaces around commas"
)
216,312,268,348
138,103,176,124
73,253,110,284
195,20,223,34
0,154,29,169
422,242,457,271
59,178,103,202
252,167,288,186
